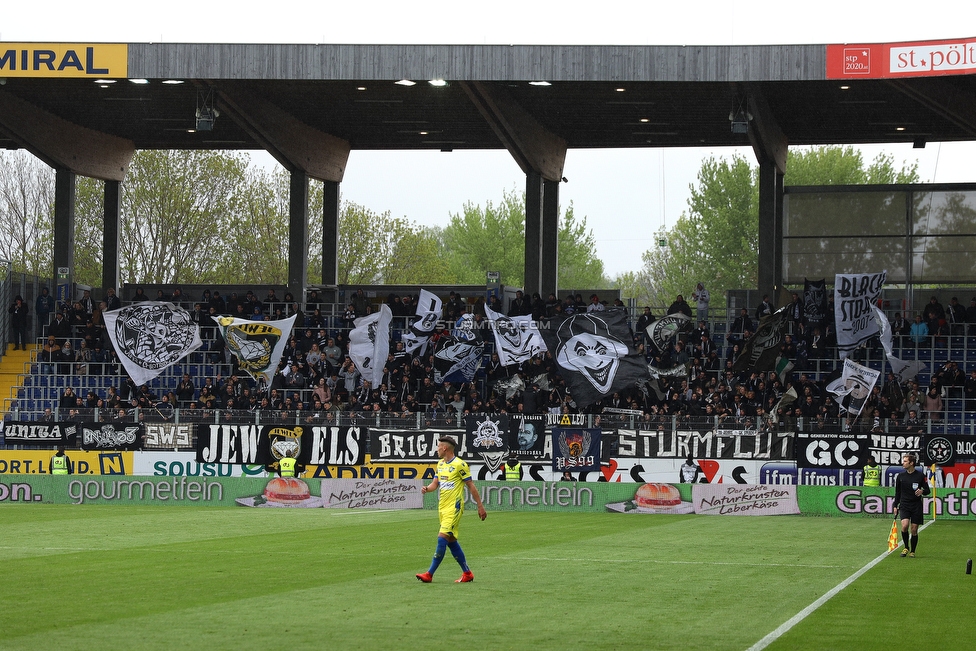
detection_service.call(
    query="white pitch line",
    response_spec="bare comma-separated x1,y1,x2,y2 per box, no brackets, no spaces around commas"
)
746,519,934,651
496,556,849,569
329,509,401,516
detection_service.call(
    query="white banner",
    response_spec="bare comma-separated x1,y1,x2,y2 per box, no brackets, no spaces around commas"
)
103,302,202,386
834,271,886,358
826,358,882,417
401,289,442,355
871,304,927,381
348,303,392,386
484,305,547,366
217,314,297,385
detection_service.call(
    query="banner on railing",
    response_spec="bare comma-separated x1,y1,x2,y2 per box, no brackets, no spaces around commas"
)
552,428,601,472
921,433,976,466
3,421,79,445
509,414,550,461
80,423,143,451
195,424,366,466
795,431,872,470
617,429,793,460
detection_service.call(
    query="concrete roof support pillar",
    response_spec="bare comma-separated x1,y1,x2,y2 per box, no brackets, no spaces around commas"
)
102,180,121,294
757,162,784,302
525,172,543,296
288,170,309,301
53,169,76,295
322,180,340,288
744,85,788,301
542,178,560,297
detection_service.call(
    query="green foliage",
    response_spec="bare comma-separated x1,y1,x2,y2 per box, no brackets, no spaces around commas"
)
635,154,758,305
442,188,607,289
557,204,606,290
215,167,290,284
442,189,527,285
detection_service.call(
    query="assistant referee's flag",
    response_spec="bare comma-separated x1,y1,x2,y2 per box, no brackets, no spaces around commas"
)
887,518,900,552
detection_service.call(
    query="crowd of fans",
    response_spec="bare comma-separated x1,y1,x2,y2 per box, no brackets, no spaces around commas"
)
12,286,976,432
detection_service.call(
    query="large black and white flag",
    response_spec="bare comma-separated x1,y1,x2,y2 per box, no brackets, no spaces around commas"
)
541,310,649,409
646,313,691,353
484,305,547,365
826,358,881,417
401,289,442,356
834,270,886,359
217,315,296,385
732,305,789,373
349,303,393,387
431,314,483,384
103,302,203,386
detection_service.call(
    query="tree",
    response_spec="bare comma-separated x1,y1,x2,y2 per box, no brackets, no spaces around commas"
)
216,167,289,284
634,155,758,306
441,188,607,289
627,146,922,305
442,190,527,285
557,204,606,291
0,151,54,280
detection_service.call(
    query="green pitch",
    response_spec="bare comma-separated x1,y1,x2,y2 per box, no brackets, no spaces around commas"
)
0,506,972,651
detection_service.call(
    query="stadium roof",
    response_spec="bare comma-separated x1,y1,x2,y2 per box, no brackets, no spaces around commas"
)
1,40,975,176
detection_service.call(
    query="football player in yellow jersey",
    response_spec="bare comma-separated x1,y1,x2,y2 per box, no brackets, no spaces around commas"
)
416,436,487,583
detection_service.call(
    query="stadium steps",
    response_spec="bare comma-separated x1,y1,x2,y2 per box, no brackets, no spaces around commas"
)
1,343,34,416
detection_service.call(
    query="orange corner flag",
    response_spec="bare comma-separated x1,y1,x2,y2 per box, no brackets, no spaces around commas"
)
887,517,900,552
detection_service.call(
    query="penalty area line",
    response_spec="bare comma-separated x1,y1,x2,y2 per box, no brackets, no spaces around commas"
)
746,519,934,651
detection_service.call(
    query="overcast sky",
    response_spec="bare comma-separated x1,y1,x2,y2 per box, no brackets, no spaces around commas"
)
4,2,976,277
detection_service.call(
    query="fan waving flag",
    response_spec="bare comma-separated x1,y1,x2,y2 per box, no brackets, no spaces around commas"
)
401,289,442,356
835,270,886,359
871,304,926,382
826,358,881,417
646,313,691,353
541,310,649,409
485,305,547,365
432,314,484,383
217,314,297,385
348,303,393,387
103,302,203,386
732,305,790,373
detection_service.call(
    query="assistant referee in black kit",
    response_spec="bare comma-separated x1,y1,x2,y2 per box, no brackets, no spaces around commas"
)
893,452,930,558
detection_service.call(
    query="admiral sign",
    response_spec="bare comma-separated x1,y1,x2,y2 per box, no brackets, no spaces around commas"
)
0,43,127,77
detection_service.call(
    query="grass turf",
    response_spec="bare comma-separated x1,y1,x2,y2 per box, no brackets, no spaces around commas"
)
0,505,972,651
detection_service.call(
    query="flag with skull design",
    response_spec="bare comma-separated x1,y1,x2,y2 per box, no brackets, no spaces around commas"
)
103,302,203,386
540,309,649,409
484,305,547,365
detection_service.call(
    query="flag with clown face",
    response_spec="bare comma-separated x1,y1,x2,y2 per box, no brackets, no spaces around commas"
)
540,309,649,409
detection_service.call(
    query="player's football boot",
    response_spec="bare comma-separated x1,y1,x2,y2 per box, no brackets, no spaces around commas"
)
900,548,909,557
909,551,915,558
455,571,474,583
416,572,433,583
